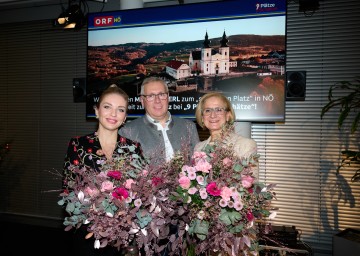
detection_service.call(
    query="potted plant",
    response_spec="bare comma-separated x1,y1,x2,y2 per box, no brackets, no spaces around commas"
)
321,76,360,182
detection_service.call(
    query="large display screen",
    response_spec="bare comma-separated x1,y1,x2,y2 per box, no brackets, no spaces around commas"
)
87,0,286,122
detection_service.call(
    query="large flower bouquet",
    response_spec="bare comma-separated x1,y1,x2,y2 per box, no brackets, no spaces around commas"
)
58,143,188,255
172,124,277,256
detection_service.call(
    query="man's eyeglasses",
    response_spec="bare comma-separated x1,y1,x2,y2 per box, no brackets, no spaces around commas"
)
141,93,168,102
202,107,228,116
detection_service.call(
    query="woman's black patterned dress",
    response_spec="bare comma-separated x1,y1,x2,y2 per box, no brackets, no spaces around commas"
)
63,132,144,256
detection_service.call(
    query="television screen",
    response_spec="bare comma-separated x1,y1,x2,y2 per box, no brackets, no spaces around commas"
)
87,0,286,122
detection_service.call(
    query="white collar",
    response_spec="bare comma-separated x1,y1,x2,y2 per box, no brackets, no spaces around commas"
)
145,112,171,124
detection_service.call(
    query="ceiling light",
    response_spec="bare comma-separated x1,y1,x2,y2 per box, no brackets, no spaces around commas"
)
299,0,320,16
54,1,86,30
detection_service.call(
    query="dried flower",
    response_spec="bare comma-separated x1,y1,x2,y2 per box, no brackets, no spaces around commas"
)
171,123,277,256
56,124,277,256
58,143,188,255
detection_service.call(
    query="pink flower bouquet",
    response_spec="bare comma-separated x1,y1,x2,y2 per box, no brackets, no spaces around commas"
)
59,145,187,255
173,127,277,256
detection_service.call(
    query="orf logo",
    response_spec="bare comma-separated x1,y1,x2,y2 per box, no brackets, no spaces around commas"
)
94,16,115,27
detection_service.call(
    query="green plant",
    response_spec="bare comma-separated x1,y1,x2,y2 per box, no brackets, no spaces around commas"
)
321,77,360,182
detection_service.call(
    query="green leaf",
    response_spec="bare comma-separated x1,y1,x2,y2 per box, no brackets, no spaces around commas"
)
65,202,75,213
105,206,114,216
233,163,243,172
321,77,360,134
73,208,82,215
102,199,110,208
196,233,207,240
136,211,152,229
64,214,86,226
229,223,244,233
219,209,241,225
188,219,209,240
190,193,204,207
321,76,360,182
57,199,65,206
262,192,274,200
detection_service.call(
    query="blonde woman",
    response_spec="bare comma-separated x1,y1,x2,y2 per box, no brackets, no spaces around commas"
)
63,84,144,256
194,92,258,179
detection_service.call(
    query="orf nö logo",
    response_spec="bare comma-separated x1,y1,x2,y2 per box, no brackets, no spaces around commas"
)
94,16,121,27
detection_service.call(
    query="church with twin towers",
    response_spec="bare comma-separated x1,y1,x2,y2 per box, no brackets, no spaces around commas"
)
189,30,237,76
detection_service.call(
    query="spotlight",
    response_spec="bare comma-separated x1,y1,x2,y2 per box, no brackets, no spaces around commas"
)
54,1,86,29
299,0,320,14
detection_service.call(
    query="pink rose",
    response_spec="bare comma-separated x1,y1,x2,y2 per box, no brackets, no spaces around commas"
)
234,200,244,211
220,186,232,201
206,182,221,196
246,211,254,221
222,157,233,167
182,165,196,172
195,159,212,173
187,170,197,180
101,180,114,192
178,176,191,189
107,170,122,180
124,179,135,189
84,186,99,198
188,187,198,195
199,188,208,199
232,191,241,201
192,151,207,160
179,171,186,177
112,187,129,200
196,175,205,185
241,175,255,188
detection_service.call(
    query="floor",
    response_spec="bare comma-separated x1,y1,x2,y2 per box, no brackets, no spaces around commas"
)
0,221,73,255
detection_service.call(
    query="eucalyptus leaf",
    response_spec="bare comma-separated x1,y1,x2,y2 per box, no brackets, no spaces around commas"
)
229,223,244,233
136,211,152,229
189,219,209,240
65,202,75,213
219,209,241,225
233,163,243,172
57,199,65,206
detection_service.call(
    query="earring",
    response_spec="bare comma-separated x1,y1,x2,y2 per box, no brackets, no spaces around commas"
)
96,115,99,119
